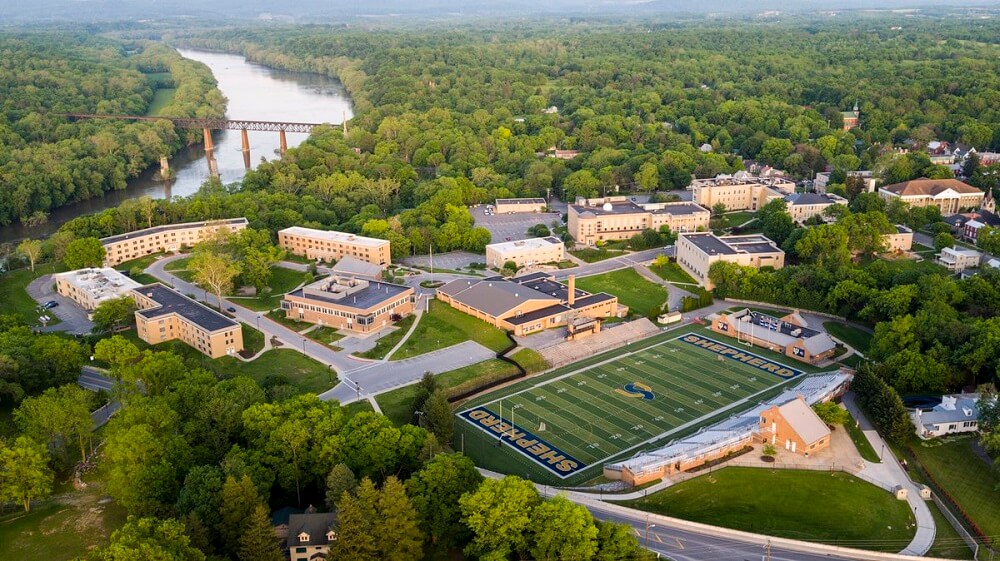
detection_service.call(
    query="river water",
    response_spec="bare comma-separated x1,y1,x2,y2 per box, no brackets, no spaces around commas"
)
0,49,353,243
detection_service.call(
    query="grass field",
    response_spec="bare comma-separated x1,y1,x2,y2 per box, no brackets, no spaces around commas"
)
569,248,626,263
0,262,66,326
844,414,881,463
823,321,873,353
907,436,1000,544
460,333,794,478
576,268,667,317
146,88,176,116
309,326,344,350
618,467,916,552
356,315,416,360
649,261,698,285
925,500,976,560
388,300,510,360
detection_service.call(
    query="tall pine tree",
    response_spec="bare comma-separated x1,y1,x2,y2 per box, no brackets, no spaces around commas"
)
238,504,283,561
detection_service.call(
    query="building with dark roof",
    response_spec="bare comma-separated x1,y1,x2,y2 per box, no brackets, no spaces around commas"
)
712,308,838,364
568,196,709,246
676,232,785,290
436,273,624,336
879,178,984,214
281,275,415,334
784,192,847,223
102,218,249,266
287,512,339,561
132,283,243,358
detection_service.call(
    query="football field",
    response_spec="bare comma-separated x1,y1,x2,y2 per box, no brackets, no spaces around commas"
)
459,332,802,478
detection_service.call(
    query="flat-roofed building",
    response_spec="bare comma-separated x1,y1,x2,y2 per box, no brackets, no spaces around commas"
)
676,232,785,290
784,192,847,223
436,273,623,336
690,174,795,212
884,225,914,253
53,268,142,311
814,170,876,194
132,283,243,359
494,198,547,213
281,275,414,334
879,178,985,215
712,308,837,364
936,246,982,272
278,227,390,266
486,237,565,269
567,196,709,246
101,218,249,266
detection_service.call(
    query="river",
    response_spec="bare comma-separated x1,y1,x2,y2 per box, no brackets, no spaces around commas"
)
0,49,353,243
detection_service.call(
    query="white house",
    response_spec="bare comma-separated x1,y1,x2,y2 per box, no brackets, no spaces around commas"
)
911,394,981,439
936,246,982,272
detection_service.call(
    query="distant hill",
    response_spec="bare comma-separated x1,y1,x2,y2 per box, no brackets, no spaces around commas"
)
3,0,999,23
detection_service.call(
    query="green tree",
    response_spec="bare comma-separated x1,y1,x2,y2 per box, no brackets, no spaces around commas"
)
219,475,260,554
373,476,424,561
976,226,1000,255
933,232,955,252
64,237,106,269
238,503,284,561
14,384,93,464
104,420,191,516
91,296,137,333
94,335,141,370
16,239,43,272
711,202,727,217
635,161,659,192
325,463,358,509
0,436,53,512
595,521,649,561
529,495,600,561
812,401,851,426
88,516,205,561
190,250,240,311
332,478,378,561
758,199,794,245
406,453,483,548
424,389,454,443
460,475,540,560
795,224,851,269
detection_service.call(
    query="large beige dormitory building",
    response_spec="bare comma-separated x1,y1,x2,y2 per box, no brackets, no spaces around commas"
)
783,192,848,224
101,218,249,267
53,268,142,311
486,237,565,269
132,283,243,359
280,275,415,334
676,232,785,290
879,178,985,215
567,197,710,246
278,227,391,266
690,174,795,212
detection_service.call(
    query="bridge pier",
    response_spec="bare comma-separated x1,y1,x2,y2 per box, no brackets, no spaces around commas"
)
241,129,251,170
203,128,219,179
279,129,288,156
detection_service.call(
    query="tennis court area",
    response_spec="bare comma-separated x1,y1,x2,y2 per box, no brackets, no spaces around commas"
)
459,333,801,478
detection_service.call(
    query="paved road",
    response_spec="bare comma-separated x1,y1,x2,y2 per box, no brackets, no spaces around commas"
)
79,366,114,391
25,274,94,334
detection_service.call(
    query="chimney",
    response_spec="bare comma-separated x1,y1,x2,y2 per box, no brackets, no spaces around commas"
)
567,275,575,306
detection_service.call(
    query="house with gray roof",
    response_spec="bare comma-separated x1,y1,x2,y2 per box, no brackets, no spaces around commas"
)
911,394,983,439
287,512,338,561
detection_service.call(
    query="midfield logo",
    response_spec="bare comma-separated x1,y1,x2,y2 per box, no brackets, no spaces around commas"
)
615,382,655,400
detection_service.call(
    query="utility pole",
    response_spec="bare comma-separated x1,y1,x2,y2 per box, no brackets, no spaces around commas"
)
763,539,772,561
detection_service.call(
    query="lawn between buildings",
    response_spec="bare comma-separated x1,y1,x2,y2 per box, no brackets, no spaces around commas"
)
575,268,668,317
616,467,916,553
360,300,511,361
455,324,829,485
822,321,873,354
0,262,66,326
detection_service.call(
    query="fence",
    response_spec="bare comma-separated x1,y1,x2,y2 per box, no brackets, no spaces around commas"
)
931,494,984,559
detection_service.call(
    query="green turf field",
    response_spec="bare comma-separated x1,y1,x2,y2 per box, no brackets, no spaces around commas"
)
459,333,800,479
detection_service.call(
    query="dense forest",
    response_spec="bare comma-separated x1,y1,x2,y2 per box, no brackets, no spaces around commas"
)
0,34,225,227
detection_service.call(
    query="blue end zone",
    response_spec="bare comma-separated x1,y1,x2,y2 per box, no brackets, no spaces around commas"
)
459,406,586,478
678,333,803,378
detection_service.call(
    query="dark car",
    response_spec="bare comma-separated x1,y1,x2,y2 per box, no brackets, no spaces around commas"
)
226,306,237,313
43,301,59,309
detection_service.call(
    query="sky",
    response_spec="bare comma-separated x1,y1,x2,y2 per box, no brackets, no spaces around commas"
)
1,0,997,23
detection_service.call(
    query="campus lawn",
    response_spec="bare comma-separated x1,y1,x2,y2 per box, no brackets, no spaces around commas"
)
823,321,873,353
925,500,976,560
241,324,266,355
510,348,549,374
723,211,757,226
0,467,127,561
390,300,511,360
377,359,521,426
356,315,416,360
843,414,881,463
227,266,310,312
265,309,312,331
576,268,668,317
569,247,626,263
618,467,915,552
309,326,344,350
649,261,698,285
906,436,1000,543
164,256,193,281
0,262,66,326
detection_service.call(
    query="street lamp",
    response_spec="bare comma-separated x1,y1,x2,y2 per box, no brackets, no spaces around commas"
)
644,515,656,549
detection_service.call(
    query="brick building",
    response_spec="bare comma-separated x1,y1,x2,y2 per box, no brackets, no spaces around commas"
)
101,218,249,267
278,227,391,266
132,283,243,359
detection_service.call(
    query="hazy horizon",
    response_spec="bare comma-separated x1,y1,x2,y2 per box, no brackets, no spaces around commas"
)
2,0,999,24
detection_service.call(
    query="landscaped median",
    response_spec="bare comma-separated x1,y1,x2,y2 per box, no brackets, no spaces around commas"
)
616,467,916,553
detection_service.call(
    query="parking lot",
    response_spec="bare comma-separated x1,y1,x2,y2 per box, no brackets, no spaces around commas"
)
472,206,563,243
26,274,94,334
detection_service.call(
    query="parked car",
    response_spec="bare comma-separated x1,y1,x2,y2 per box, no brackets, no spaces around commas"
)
43,301,59,309
226,306,237,313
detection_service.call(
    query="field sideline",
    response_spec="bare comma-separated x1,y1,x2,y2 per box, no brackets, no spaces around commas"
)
458,331,806,479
